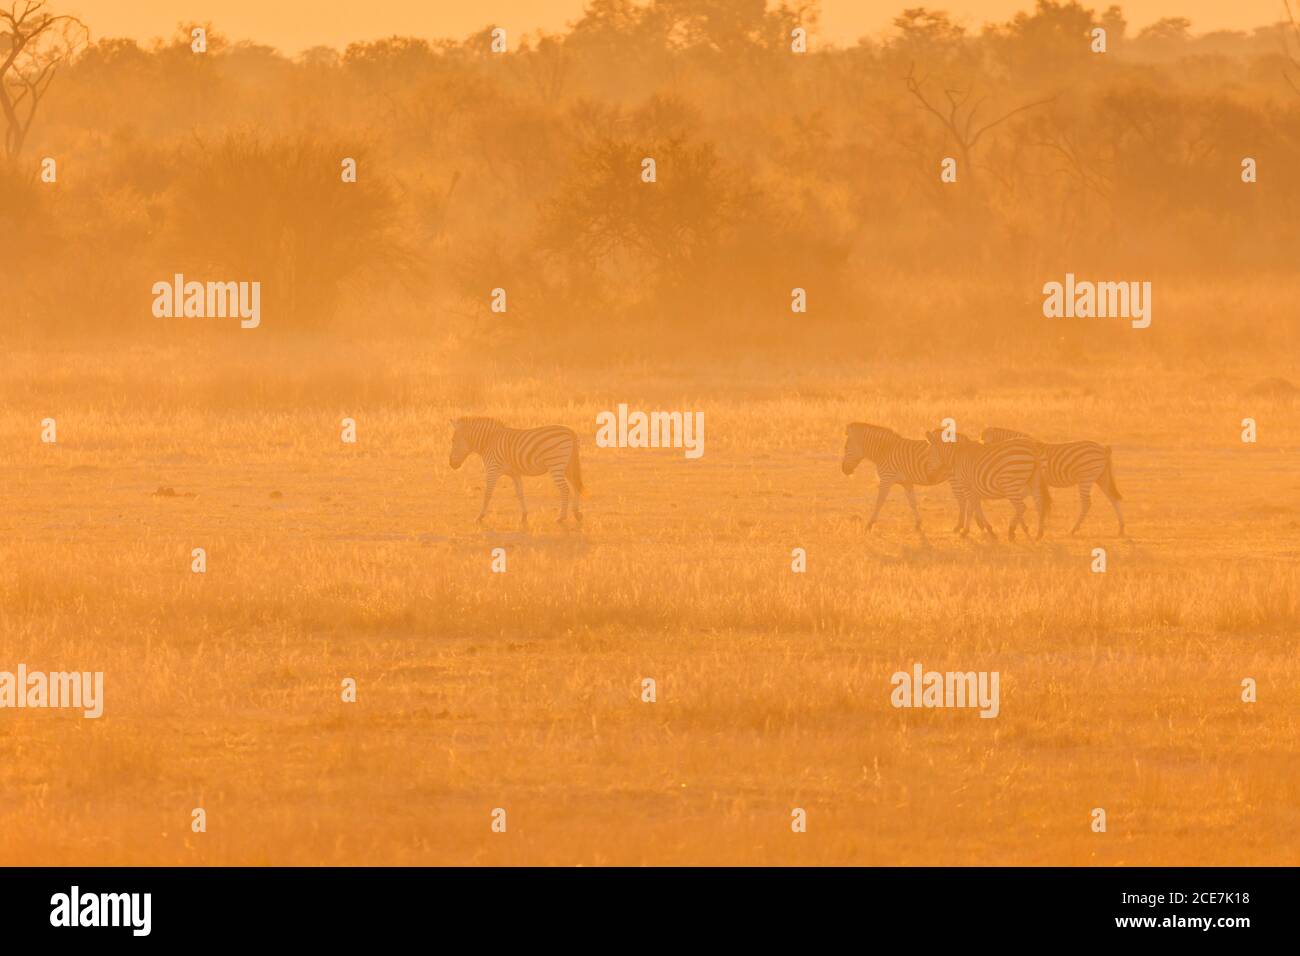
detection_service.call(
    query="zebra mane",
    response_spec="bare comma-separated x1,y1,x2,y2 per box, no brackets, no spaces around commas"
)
455,416,504,429
848,422,899,440
982,426,1034,443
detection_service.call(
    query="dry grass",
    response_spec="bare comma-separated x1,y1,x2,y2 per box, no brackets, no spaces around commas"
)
1,340,1297,865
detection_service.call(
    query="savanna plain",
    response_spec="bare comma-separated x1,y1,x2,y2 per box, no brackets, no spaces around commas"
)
1,337,1296,865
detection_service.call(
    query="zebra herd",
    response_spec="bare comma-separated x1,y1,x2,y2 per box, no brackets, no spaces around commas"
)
842,423,1124,540
446,417,1125,539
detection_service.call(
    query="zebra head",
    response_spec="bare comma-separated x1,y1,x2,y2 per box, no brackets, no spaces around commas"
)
842,423,870,475
450,417,502,468
449,418,474,469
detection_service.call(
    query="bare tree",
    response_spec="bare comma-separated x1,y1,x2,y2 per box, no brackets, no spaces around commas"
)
1029,115,1114,206
1284,0,1300,95
0,1,87,162
904,62,1056,189
518,34,570,107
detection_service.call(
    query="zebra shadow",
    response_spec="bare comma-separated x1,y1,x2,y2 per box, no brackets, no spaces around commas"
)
906,528,935,554
864,530,954,564
875,531,1056,566
415,532,455,545
463,524,593,555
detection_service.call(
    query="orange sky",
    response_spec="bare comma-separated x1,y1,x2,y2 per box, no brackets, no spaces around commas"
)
60,1,1287,52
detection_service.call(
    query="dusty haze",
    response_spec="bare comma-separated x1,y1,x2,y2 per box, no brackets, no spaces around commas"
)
1,0,1297,865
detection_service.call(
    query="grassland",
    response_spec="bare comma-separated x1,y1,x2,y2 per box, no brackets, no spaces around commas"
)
1,339,1297,865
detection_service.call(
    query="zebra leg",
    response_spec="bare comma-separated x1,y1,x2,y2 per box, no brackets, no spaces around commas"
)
966,498,993,535
550,467,571,521
477,467,501,523
1011,493,1031,536
511,475,528,523
1008,498,1026,541
867,481,893,529
1101,483,1126,536
958,494,976,536
903,484,923,530
1071,483,1091,535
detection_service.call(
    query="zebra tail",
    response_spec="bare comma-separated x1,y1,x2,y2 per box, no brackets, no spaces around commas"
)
1100,446,1122,500
567,442,584,495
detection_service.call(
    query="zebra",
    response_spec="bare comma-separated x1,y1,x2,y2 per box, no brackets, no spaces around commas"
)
981,427,1124,535
449,417,583,523
925,431,1050,540
842,423,989,532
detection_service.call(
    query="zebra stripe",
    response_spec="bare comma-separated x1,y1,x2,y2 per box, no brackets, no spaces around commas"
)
842,423,984,532
981,426,1124,534
927,433,1050,540
449,417,583,523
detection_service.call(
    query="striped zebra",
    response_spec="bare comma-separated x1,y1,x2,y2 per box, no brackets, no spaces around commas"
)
926,432,1050,540
449,417,583,523
981,427,1124,535
842,423,989,532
